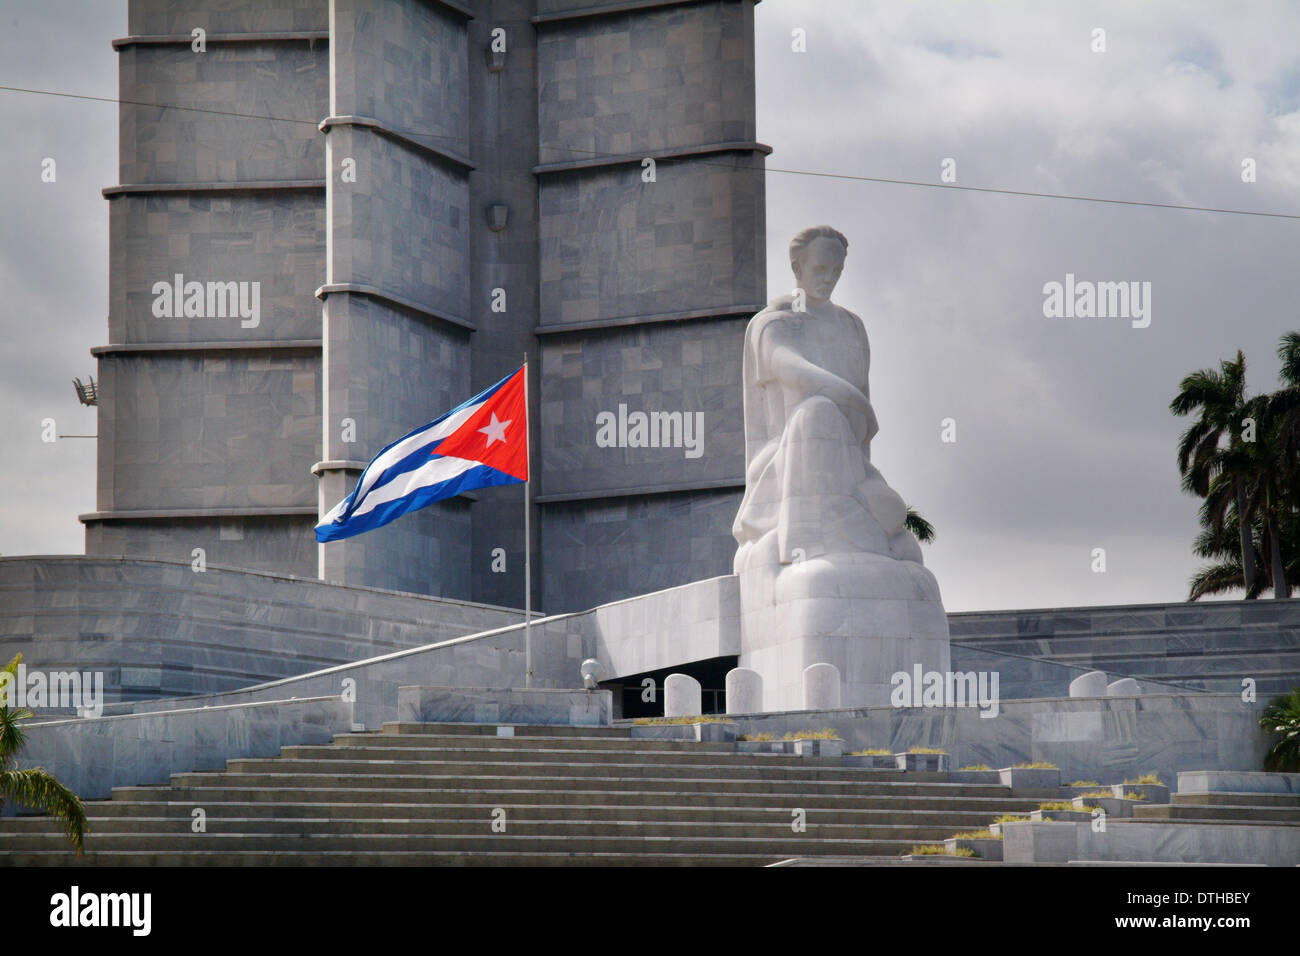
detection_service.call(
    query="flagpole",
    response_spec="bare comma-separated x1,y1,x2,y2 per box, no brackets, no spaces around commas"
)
523,354,532,688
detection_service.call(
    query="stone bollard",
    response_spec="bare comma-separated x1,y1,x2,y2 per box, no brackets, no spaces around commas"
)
1107,677,1141,696
803,662,842,710
725,667,763,715
1068,670,1108,698
664,673,702,718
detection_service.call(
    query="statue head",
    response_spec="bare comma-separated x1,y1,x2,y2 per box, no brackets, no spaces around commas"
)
789,226,848,304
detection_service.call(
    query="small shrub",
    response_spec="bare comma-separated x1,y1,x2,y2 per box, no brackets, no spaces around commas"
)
849,747,893,756
1068,780,1101,787
992,814,1026,826
1260,690,1300,772
908,844,976,858
1122,772,1164,786
782,728,840,740
1012,761,1058,770
908,746,946,754
1037,801,1079,812
950,829,1000,840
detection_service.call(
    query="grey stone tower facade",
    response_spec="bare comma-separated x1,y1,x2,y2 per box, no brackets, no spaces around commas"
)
85,0,767,614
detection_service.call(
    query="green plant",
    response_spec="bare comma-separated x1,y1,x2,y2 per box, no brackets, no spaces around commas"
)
1078,790,1114,800
632,715,729,726
907,844,974,858
950,829,1000,841
992,814,1026,826
782,728,840,740
1260,690,1300,772
849,747,892,756
0,654,87,854
1037,801,1080,812
1067,780,1101,787
908,746,946,754
959,764,992,771
1012,761,1057,770
1121,772,1164,786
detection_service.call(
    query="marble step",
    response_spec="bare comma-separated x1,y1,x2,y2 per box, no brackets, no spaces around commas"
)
107,785,1046,812
326,733,736,752
282,744,821,764
382,722,634,738
0,849,812,867
1172,791,1300,808
0,831,947,856
0,818,974,842
219,756,965,782
61,800,1026,826
161,769,1015,795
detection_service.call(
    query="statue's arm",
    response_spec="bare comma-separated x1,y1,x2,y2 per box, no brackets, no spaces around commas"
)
758,320,877,444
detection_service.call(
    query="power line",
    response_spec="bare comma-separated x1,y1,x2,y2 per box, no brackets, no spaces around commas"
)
3,82,1296,221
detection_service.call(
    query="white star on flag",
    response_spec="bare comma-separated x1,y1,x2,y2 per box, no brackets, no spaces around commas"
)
478,412,512,448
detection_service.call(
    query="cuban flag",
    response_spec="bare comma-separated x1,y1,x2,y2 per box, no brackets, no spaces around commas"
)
315,365,528,543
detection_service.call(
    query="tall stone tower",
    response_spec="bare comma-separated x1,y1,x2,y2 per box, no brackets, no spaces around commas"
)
86,0,767,614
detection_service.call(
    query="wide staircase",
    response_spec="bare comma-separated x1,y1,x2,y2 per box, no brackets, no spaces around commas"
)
950,599,1300,697
1130,788,1300,826
1,722,1051,866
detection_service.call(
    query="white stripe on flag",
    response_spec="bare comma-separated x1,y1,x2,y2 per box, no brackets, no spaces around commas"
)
346,403,480,511
349,454,479,520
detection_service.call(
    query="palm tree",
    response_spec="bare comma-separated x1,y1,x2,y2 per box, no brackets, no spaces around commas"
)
1171,351,1259,594
0,654,88,853
1187,503,1264,600
1257,332,1300,597
904,506,935,544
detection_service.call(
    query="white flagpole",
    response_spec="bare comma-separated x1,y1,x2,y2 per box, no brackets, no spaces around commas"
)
523,355,532,688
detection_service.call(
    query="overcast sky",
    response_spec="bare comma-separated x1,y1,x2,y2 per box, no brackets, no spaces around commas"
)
1,1,1297,612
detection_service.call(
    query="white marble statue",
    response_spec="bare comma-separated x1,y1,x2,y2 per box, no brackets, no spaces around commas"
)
732,225,950,711
733,225,923,570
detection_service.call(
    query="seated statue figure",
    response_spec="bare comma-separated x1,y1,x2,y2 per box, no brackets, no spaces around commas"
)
732,225,949,711
733,225,922,571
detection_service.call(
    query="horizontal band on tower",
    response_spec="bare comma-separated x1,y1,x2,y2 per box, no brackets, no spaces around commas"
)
535,303,761,336
91,340,322,357
533,140,771,175
315,283,475,333
534,478,744,504
318,115,474,173
103,180,325,198
112,31,329,49
80,507,319,524
534,0,759,27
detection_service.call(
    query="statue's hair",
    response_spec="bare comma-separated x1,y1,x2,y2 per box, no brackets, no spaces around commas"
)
789,225,848,272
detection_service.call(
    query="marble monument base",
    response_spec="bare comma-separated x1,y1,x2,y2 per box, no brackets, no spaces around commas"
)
737,552,951,711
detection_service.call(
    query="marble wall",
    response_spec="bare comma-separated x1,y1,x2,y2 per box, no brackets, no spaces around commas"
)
0,556,525,701
11,696,351,801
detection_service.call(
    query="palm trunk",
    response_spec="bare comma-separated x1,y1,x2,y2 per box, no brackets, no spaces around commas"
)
1237,483,1257,595
1268,514,1287,599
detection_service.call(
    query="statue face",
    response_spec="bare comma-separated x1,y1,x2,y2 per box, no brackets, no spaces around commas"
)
794,236,845,303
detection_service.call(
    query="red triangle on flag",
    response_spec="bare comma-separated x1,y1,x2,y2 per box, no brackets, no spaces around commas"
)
432,365,529,481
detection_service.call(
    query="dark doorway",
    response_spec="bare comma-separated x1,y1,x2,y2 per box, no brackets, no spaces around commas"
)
601,656,739,719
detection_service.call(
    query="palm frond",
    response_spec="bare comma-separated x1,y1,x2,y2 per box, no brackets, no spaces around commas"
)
0,767,88,854
904,506,935,544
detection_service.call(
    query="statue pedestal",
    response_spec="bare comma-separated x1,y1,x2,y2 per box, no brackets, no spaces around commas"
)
737,553,951,711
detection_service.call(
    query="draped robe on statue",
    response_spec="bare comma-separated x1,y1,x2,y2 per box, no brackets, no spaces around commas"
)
732,293,923,573
730,289,950,711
